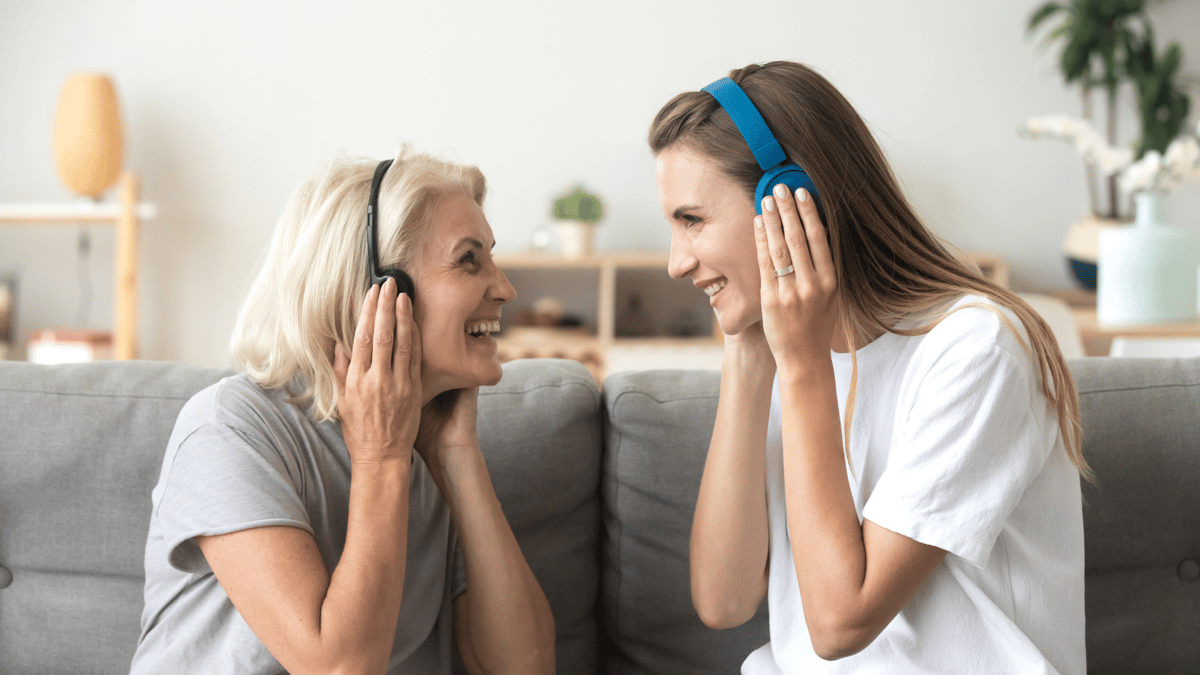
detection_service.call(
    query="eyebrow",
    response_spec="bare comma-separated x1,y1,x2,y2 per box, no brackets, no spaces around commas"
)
453,237,495,253
672,205,701,220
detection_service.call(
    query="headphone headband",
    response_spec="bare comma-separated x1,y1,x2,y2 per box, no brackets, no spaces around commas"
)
701,77,786,171
365,158,415,300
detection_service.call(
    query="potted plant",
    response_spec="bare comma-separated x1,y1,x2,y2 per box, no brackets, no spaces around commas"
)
1024,0,1192,287
553,186,604,258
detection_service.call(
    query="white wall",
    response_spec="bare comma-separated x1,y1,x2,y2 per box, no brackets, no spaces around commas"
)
2,0,1198,366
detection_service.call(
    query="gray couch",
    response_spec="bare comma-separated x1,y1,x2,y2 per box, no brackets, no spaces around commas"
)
0,357,1197,674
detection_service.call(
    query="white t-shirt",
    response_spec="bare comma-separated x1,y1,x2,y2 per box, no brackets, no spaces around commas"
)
743,295,1085,675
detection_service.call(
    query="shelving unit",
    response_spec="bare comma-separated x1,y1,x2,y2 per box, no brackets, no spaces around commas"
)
0,172,156,359
494,251,722,378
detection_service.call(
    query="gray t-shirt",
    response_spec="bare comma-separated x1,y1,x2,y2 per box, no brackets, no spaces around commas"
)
131,373,465,674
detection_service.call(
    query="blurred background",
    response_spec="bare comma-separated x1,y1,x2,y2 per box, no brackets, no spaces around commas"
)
1,0,1198,366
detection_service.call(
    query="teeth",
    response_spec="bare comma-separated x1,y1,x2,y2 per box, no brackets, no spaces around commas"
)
703,280,727,297
465,321,501,336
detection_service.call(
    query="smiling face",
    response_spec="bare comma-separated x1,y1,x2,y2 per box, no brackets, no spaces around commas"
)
408,191,515,400
657,144,761,335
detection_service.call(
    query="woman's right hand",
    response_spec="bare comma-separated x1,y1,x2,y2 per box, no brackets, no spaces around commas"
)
334,278,423,465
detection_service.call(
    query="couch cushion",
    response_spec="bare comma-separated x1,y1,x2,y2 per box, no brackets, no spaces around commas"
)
473,358,603,675
1071,357,1200,675
0,360,231,674
601,369,769,674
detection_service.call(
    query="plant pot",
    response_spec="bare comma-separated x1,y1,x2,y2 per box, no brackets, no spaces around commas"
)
1062,210,1130,289
558,221,595,258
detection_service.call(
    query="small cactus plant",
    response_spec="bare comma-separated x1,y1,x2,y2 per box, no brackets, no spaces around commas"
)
553,187,603,224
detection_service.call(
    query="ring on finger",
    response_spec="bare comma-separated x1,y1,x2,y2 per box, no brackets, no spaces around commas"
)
774,265,795,277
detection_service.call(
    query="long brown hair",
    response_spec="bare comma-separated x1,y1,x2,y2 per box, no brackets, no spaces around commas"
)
649,61,1090,480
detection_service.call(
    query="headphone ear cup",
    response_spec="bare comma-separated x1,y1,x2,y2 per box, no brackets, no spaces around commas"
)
755,164,822,219
390,270,416,303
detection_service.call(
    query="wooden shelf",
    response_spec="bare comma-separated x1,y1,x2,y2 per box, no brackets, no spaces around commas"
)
1043,288,1200,356
494,251,721,377
0,173,154,359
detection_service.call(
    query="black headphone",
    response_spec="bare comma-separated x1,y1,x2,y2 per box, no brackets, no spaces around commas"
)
366,159,416,301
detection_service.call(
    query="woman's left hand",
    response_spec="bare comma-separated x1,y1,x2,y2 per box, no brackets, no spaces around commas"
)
754,182,839,363
415,387,481,476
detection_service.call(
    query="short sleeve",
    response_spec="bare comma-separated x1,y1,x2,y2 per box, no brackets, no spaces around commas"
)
861,341,1056,568
155,422,313,574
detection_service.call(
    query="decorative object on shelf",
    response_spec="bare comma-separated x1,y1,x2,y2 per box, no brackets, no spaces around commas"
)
1023,1,1192,288
552,186,604,258
26,329,113,364
1098,191,1198,326
616,293,653,338
0,275,15,360
54,73,124,199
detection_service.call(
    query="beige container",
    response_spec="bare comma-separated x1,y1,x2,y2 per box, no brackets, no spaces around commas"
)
54,73,124,198
558,221,595,258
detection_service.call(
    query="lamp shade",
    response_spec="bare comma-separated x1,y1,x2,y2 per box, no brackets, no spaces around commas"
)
53,73,124,198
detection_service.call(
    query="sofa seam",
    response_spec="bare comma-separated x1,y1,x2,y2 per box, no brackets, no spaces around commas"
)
1078,382,1200,396
0,565,145,582
608,389,718,408
0,386,197,401
478,379,601,407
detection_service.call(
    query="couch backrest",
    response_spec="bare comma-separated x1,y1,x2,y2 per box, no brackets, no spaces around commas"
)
0,361,231,674
600,369,769,674
1072,357,1200,675
0,358,603,675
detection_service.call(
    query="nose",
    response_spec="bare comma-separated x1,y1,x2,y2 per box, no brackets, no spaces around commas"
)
667,228,697,280
491,263,516,306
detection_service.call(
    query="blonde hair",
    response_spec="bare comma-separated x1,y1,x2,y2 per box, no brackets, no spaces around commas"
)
649,62,1091,481
230,148,487,421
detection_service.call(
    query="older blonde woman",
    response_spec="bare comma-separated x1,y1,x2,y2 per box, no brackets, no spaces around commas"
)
131,150,554,674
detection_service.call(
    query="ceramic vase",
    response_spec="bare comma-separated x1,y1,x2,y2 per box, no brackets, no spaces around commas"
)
54,73,124,198
1098,191,1199,326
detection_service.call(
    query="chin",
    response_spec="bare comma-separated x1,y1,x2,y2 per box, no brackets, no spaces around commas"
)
429,359,503,394
715,305,760,337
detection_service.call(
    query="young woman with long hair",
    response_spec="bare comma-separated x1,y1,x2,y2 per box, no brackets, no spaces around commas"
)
649,61,1088,674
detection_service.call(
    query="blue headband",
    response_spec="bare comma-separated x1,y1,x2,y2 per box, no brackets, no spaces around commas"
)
701,77,787,172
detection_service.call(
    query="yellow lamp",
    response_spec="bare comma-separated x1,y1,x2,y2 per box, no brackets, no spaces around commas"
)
53,73,124,199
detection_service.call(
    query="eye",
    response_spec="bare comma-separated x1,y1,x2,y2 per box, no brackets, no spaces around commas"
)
681,214,702,228
459,250,481,271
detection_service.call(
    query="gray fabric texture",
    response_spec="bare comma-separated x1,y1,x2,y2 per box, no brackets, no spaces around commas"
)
472,359,603,675
132,372,462,675
601,368,769,675
4,357,1199,674
1071,356,1200,675
0,361,230,674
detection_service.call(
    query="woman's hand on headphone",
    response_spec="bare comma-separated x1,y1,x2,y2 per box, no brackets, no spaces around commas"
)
334,277,423,467
754,182,839,364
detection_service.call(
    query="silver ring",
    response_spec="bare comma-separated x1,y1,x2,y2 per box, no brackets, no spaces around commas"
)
774,265,795,277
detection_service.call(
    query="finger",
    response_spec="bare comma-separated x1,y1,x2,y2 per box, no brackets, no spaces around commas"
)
753,214,776,290
372,277,398,372
351,284,380,375
796,188,835,280
772,182,814,275
760,190,793,278
333,343,349,397
393,292,420,387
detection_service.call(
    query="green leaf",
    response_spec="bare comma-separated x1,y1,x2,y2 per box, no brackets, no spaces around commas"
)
1028,2,1065,31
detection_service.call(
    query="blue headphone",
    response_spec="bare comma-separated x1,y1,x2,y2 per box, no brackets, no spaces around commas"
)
366,159,417,302
701,77,822,216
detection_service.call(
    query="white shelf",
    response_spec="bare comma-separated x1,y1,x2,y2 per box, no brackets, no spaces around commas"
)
0,173,152,359
0,201,157,223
